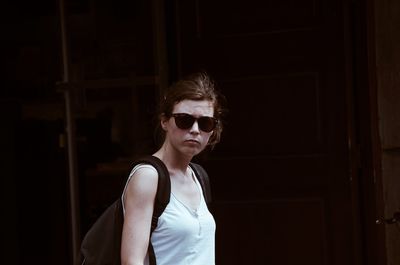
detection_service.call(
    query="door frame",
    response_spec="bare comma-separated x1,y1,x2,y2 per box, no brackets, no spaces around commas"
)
350,0,387,264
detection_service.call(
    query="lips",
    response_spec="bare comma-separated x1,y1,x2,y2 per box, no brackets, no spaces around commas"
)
185,139,200,144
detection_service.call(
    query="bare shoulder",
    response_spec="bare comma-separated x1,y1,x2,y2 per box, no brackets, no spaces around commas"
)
125,165,158,202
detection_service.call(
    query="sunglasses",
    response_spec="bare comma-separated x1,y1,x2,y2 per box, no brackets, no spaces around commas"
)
171,113,218,133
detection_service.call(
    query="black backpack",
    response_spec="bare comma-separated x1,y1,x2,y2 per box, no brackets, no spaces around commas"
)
79,155,212,265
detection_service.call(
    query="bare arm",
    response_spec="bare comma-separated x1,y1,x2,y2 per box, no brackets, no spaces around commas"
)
121,167,158,265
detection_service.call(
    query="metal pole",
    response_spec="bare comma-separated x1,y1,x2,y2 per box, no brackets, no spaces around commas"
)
59,0,81,263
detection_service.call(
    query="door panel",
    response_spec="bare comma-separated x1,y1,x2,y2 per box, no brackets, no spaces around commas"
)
215,74,326,156
213,199,327,265
171,0,356,264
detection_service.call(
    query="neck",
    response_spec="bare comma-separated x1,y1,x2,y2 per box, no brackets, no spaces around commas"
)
153,142,193,174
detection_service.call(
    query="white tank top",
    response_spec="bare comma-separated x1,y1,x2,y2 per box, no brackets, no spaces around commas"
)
122,164,216,265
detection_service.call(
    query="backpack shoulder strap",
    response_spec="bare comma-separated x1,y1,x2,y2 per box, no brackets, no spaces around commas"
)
189,162,212,203
131,155,170,265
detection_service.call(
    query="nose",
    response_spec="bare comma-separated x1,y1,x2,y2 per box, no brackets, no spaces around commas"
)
189,120,200,133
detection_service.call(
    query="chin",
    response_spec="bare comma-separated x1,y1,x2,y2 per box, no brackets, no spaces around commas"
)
182,146,203,157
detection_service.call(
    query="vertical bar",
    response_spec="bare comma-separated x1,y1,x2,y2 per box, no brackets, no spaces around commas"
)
59,0,81,264
152,0,169,95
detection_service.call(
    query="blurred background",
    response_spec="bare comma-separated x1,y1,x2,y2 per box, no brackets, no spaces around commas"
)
2,0,399,264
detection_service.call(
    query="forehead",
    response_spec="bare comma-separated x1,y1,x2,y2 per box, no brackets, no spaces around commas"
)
173,99,214,116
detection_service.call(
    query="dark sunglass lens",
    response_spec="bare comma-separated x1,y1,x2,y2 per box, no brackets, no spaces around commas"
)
198,117,216,132
174,114,195,129
173,114,217,132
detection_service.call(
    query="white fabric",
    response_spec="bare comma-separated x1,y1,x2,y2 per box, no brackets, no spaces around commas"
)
122,164,216,265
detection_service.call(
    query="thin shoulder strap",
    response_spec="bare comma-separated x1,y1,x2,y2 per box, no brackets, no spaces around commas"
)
190,162,212,204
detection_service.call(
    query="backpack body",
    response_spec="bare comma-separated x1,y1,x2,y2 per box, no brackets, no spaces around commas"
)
79,156,211,265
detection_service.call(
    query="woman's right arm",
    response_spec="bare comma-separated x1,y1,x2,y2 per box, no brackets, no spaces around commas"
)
120,166,158,265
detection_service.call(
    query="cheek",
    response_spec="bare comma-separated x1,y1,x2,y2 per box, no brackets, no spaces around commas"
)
203,133,213,144
166,126,183,140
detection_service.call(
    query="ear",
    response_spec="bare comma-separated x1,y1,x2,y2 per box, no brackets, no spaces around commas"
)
160,114,169,130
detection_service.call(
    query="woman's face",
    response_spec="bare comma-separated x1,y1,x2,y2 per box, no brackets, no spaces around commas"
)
162,99,215,157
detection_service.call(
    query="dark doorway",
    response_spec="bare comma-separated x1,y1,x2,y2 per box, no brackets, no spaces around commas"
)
169,0,363,264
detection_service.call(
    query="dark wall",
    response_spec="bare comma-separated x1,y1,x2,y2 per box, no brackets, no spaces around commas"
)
1,101,20,265
1,101,70,265
2,1,157,264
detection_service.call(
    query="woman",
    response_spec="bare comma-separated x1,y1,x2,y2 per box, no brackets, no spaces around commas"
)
121,72,226,265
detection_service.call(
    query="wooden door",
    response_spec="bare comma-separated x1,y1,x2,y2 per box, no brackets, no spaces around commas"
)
373,0,400,263
169,0,360,264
